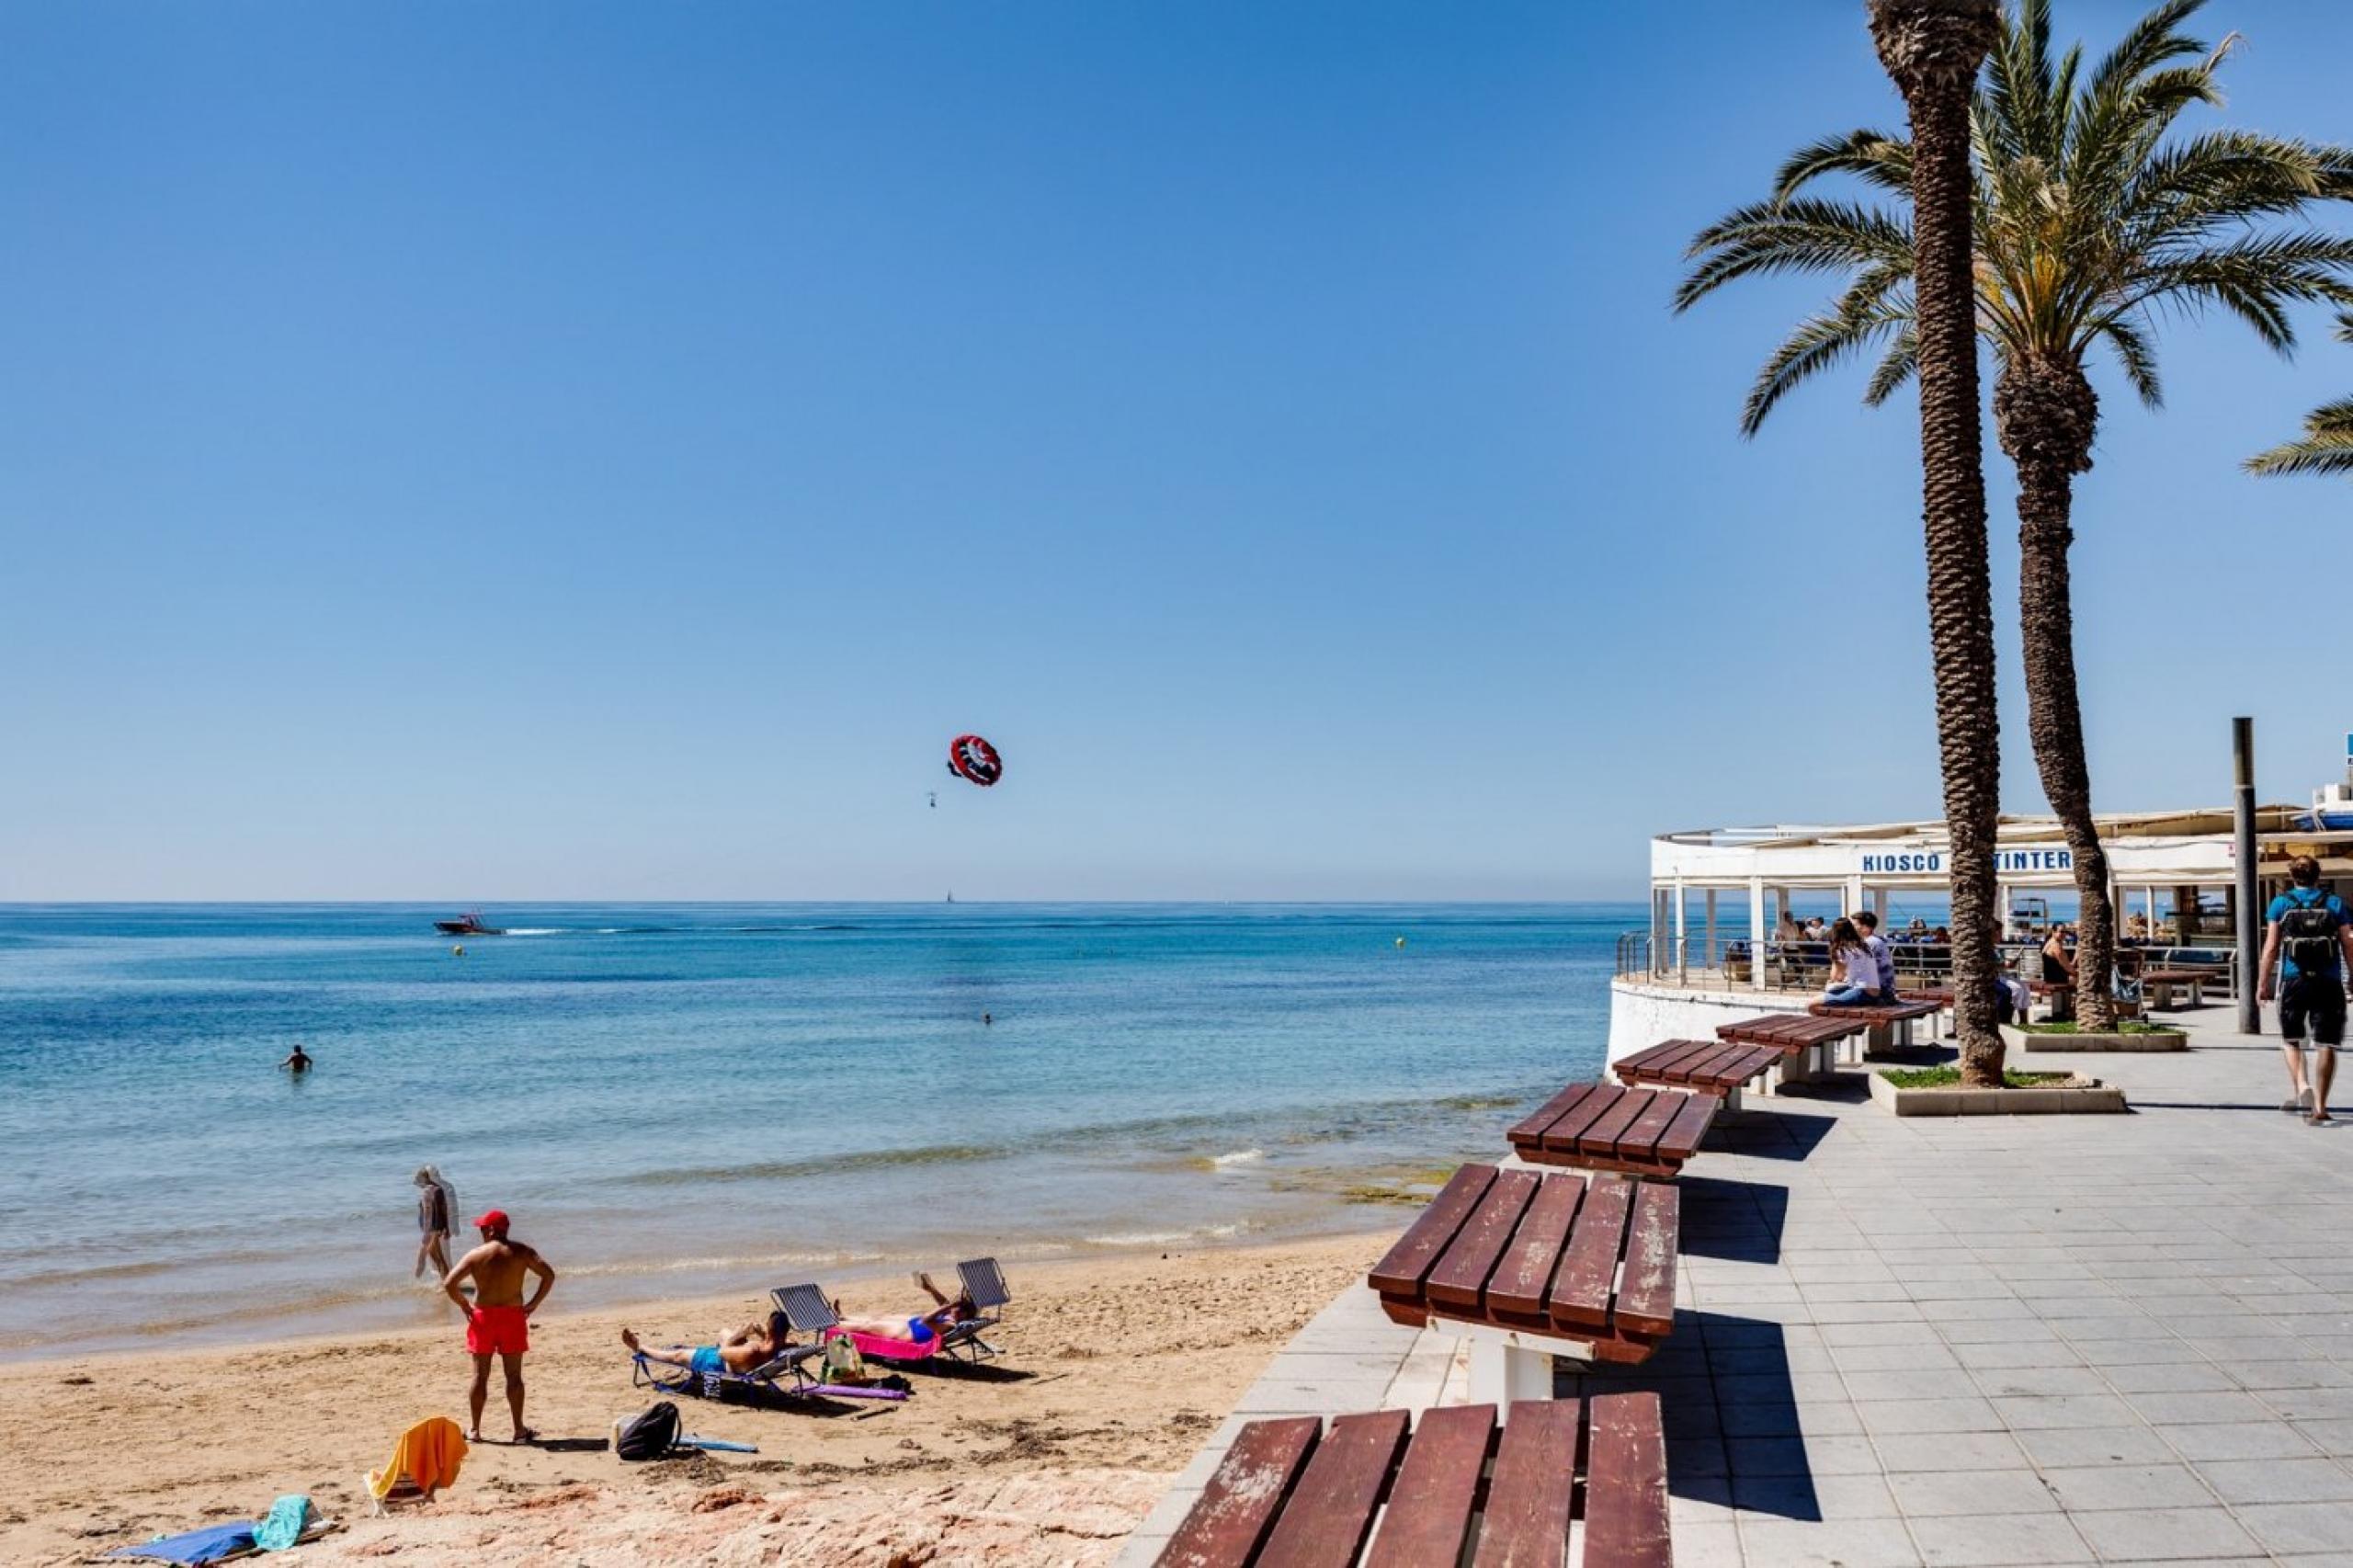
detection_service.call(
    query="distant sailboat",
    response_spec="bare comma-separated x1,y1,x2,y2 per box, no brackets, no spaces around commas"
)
946,891,955,903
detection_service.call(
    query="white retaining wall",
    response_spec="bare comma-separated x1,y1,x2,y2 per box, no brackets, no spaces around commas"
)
1607,978,1786,1065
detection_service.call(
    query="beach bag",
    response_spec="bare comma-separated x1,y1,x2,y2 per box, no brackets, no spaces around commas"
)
822,1333,867,1383
2280,892,2340,975
616,1401,682,1461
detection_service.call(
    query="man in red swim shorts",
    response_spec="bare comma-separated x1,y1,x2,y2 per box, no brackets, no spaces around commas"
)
441,1209,557,1443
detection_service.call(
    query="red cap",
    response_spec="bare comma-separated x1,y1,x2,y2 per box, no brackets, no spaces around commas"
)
473,1209,509,1231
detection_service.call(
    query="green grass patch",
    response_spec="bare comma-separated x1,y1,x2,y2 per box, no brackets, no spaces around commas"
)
2018,1019,2172,1035
1878,1066,2073,1090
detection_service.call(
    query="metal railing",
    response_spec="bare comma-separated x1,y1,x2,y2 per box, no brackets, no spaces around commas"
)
1614,930,2241,999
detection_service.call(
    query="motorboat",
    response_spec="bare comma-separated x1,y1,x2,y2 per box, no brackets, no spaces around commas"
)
433,912,506,937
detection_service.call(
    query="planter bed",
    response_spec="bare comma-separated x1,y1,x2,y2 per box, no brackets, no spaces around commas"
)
1999,1021,2186,1053
1869,1067,2127,1117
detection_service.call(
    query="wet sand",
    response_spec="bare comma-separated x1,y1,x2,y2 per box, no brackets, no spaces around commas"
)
2,1233,1388,1566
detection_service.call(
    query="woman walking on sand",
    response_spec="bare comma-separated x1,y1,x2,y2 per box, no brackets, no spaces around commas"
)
414,1166,459,1280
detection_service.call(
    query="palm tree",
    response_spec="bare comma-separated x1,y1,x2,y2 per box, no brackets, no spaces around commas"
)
1862,0,2005,1085
1681,0,2353,1037
2247,313,2353,477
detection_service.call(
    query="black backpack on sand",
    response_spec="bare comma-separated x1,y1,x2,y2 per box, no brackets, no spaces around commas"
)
616,1400,683,1460
2280,892,2341,976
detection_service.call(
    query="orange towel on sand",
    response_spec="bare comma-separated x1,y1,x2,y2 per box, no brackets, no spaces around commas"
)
369,1415,468,1500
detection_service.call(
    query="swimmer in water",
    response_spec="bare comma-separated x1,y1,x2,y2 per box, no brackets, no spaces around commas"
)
982,1011,992,1026
278,1044,313,1074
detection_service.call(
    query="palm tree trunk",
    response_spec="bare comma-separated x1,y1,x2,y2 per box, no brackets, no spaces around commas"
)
1996,357,2117,1032
1870,0,2004,1087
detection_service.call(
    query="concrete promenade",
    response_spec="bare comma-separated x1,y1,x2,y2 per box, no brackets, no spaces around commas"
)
1123,1006,2353,1565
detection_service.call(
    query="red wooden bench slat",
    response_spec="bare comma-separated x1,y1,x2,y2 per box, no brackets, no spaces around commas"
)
1614,1041,1716,1085
1608,1042,1679,1079
1427,1168,1540,1312
1674,1041,1755,1085
1654,1090,1718,1160
1542,1082,1627,1152
1360,1403,1494,1568
1635,1039,1722,1076
1716,1013,1805,1044
1485,1174,1585,1323
1505,1082,1597,1149
1256,1408,1412,1568
1581,1085,1650,1156
1549,1175,1633,1330
1581,1392,1672,1568
1367,1165,1495,1298
1613,1087,1685,1163
1158,1415,1322,1568
1470,1398,1582,1568
1614,1179,1679,1338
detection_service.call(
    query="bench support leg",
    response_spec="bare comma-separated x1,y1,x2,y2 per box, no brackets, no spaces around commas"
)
1722,1085,1745,1114
1864,1022,1892,1058
1467,1340,1556,1406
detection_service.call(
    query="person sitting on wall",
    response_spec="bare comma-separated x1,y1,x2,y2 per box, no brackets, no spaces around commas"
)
1853,911,1899,1004
1821,919,1880,1007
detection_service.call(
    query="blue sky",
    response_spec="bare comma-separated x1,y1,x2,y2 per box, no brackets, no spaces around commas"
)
4,1,2351,901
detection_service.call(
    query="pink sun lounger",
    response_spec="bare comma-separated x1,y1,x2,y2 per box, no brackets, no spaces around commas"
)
771,1258,1012,1367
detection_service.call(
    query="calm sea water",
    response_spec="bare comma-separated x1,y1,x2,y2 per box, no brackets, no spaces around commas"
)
0,903,1629,1358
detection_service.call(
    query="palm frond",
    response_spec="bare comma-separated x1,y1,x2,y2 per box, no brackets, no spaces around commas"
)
2097,315,2164,408
1771,129,1912,204
1740,304,1903,436
2084,0,2210,108
1677,199,1914,312
2245,397,2353,476
1863,326,1921,406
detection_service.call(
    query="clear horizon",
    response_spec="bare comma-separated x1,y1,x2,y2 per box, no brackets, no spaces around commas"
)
6,1,2352,901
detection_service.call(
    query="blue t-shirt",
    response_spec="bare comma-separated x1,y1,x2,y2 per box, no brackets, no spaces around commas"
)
2268,888,2349,980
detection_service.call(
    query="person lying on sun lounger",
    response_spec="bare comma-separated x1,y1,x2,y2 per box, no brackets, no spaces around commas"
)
832,1272,976,1347
620,1312,792,1377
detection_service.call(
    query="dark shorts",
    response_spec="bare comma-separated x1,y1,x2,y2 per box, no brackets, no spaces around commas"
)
2280,975,2347,1047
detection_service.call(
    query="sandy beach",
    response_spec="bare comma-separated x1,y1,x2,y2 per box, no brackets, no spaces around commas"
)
1,1233,1389,1566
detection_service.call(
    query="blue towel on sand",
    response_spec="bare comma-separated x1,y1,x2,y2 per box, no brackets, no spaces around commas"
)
104,1522,256,1564
253,1494,313,1551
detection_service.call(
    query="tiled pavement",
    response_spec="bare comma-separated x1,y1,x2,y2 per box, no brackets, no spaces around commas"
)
1122,1007,2353,1564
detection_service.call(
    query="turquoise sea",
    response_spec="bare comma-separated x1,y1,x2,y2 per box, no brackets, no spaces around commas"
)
0,903,1629,1358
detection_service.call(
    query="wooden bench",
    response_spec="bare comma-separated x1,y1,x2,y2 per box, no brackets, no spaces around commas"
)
1900,987,1953,1039
2029,978,2075,1021
1612,1038,1786,1108
1804,998,1940,1056
1506,1081,1716,1179
2140,968,2208,1010
1713,1011,1869,1092
1368,1163,1677,1397
1155,1395,1670,1568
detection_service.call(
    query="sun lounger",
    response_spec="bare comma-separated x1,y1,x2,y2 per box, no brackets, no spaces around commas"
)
630,1342,907,1404
771,1257,1011,1365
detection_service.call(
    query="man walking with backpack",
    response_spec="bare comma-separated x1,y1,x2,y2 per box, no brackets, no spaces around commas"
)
2256,856,2353,1126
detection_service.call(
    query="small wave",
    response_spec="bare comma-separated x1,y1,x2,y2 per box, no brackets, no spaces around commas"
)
563,1248,887,1278
619,1141,1006,1187
4,1248,283,1290
1083,1222,1248,1247
1209,1148,1266,1169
